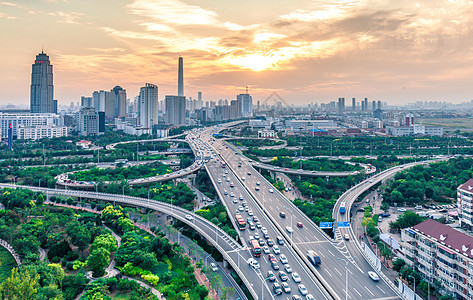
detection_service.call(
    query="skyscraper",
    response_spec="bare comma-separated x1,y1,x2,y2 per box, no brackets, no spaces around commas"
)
352,98,356,110
178,57,184,97
237,93,253,117
165,95,186,126
30,51,54,113
139,83,158,128
112,86,126,117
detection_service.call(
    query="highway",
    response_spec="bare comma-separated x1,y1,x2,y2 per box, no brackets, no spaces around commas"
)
0,183,267,300
192,125,401,300
250,161,375,177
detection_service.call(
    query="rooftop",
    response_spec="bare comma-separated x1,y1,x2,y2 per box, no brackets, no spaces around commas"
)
413,219,473,259
457,178,473,194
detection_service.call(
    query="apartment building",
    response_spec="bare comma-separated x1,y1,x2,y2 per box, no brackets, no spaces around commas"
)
458,179,473,231
401,219,473,299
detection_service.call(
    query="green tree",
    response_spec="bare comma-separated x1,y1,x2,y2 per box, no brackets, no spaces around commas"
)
390,211,426,231
90,233,117,253
425,187,434,199
88,248,110,277
0,268,40,300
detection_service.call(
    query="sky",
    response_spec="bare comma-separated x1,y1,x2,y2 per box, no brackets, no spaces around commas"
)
1,0,473,106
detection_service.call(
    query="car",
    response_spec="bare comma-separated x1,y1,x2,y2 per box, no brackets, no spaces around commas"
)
267,270,276,281
267,239,275,247
256,222,262,228
238,206,244,211
217,179,222,183
226,177,230,182
255,233,260,239
298,284,308,296
248,258,260,269
248,210,254,216
239,195,244,200
292,272,301,283
233,198,238,203
263,233,270,239
247,172,251,175
284,264,293,273
263,246,270,254
247,218,252,224
271,262,280,270
224,190,228,195
249,222,256,230
255,186,260,191
242,202,248,207
230,192,234,197
292,296,302,300
269,189,274,193
306,294,315,300
398,208,406,212
286,226,293,234
241,177,245,181
210,262,218,272
415,205,423,210
280,254,288,264
230,183,234,187
248,235,255,241
344,234,350,240
244,206,249,212
268,254,277,263
279,271,288,281
258,239,265,246
281,282,291,293
253,216,259,222
261,227,268,234
369,179,373,183
273,282,282,295
280,212,286,218
256,181,261,185
273,246,281,254
185,215,193,221
297,222,303,228
368,271,379,281
276,236,284,245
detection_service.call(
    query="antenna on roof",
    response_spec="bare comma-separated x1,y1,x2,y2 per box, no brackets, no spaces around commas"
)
246,85,248,94
41,45,44,54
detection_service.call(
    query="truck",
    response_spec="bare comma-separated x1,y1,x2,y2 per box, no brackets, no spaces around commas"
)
307,250,321,266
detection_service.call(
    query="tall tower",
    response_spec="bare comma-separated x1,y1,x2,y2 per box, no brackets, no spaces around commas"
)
139,83,158,128
178,56,184,96
30,50,54,113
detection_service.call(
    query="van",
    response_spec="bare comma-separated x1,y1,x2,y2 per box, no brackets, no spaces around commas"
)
307,250,321,265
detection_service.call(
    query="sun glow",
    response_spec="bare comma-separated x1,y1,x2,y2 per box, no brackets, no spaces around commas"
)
223,53,283,71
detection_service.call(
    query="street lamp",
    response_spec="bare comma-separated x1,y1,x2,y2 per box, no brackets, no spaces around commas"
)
39,178,43,188
338,257,355,300
408,275,416,293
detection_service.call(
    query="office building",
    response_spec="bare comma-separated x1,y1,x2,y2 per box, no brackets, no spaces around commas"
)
386,125,443,136
352,98,356,110
165,95,186,126
338,98,345,113
139,83,158,128
458,179,473,231
237,93,253,117
401,219,473,299
406,113,414,126
105,91,115,119
178,57,184,97
0,113,63,139
92,90,109,113
78,107,102,136
112,86,127,117
30,51,54,113
81,96,93,108
17,124,68,140
363,98,368,111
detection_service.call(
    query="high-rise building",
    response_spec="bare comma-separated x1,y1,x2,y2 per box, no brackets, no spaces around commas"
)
112,86,127,117
105,92,115,119
139,83,158,128
237,93,253,117
30,51,54,113
352,98,356,110
165,95,186,126
406,113,414,126
178,57,184,97
78,107,101,136
363,98,368,111
92,90,108,113
81,96,93,108
338,98,345,112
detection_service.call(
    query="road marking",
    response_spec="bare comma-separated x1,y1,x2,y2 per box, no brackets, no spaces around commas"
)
323,268,333,277
364,286,374,296
319,252,325,257
341,289,352,299
377,286,386,294
327,249,334,256
334,267,342,276
353,288,361,297
347,268,353,275
305,236,310,242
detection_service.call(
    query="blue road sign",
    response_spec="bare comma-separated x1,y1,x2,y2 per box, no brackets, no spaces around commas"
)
337,221,351,228
319,222,333,229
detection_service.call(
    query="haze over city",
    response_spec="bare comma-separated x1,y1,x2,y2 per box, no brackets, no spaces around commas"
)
2,0,473,105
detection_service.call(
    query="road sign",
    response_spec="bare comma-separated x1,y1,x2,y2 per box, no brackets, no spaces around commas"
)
337,221,350,228
319,222,333,229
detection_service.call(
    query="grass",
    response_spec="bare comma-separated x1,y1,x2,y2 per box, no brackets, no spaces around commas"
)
417,118,473,131
0,247,17,280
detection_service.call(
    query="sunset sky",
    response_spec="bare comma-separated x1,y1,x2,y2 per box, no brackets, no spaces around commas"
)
1,0,473,106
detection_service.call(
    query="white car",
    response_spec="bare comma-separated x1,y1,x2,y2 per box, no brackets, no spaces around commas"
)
256,181,261,186
286,226,293,234
261,227,268,234
280,254,288,264
248,210,254,216
185,215,193,221
255,233,260,239
284,264,293,273
238,206,244,211
263,246,270,254
248,258,260,269
210,262,218,272
217,179,222,184
269,189,274,193
241,177,245,181
298,284,308,296
368,271,379,281
230,192,234,197
273,246,281,255
233,198,238,204
398,208,407,212
292,272,301,283
306,294,315,300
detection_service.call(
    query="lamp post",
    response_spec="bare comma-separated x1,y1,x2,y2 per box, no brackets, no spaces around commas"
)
338,257,355,300
408,275,416,293
39,178,43,188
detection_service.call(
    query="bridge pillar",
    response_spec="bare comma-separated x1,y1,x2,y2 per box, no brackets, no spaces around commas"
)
223,259,228,268
269,171,276,180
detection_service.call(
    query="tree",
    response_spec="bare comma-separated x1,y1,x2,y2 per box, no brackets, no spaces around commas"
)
425,187,434,199
0,268,40,300
88,248,110,277
221,287,235,300
90,233,117,253
390,211,426,231
392,258,405,272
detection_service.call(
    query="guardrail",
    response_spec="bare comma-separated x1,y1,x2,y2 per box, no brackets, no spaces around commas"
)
0,238,21,268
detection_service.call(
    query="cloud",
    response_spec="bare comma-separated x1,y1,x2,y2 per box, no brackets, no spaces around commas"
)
48,11,84,24
0,12,16,19
0,1,27,9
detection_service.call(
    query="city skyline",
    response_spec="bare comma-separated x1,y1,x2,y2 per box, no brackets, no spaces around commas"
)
2,0,473,106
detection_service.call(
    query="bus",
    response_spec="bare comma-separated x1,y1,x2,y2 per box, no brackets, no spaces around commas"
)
340,202,346,214
250,239,261,257
235,214,246,230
